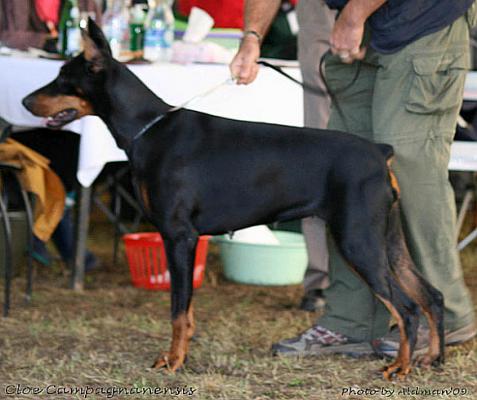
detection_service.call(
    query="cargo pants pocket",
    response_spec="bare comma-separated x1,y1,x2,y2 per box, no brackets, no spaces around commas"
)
406,52,468,115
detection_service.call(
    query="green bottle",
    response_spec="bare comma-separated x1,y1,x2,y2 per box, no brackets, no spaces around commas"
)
129,3,147,55
58,0,81,58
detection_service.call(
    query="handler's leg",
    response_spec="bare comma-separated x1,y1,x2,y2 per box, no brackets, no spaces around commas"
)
272,53,391,357
301,217,329,293
272,14,391,357
315,52,391,342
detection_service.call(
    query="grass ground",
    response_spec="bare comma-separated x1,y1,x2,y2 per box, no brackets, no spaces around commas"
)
0,209,476,400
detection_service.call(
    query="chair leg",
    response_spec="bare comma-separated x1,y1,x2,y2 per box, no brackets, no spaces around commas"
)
113,176,122,265
0,192,13,317
12,172,34,302
456,188,473,240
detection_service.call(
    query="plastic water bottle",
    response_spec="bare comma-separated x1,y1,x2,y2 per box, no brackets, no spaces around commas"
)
144,0,175,62
102,0,131,59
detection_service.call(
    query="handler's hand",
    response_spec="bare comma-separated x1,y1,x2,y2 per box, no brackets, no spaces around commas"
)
229,35,261,84
330,9,367,64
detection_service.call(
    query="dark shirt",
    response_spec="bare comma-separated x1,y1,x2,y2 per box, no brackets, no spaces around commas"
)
325,0,474,53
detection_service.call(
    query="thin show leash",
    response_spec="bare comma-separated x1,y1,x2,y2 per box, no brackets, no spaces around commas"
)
257,49,361,133
132,77,236,142
132,50,360,143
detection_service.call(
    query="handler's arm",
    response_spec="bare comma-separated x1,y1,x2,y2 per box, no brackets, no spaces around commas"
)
229,0,281,84
331,0,387,62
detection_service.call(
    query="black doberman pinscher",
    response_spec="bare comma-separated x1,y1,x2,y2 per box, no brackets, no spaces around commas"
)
23,19,444,379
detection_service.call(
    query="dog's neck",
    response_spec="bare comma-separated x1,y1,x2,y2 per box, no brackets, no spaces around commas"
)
92,61,171,150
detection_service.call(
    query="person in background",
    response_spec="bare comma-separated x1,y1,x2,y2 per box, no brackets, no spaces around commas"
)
0,0,101,51
0,0,54,51
231,0,476,357
0,0,101,271
295,0,335,312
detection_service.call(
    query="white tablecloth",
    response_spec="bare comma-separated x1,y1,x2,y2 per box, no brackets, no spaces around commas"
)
463,71,477,101
449,141,477,171
0,55,303,186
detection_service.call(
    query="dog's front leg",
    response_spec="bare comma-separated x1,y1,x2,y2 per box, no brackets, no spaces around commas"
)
152,234,197,372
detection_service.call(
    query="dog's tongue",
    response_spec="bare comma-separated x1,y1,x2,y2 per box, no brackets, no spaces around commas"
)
46,109,78,128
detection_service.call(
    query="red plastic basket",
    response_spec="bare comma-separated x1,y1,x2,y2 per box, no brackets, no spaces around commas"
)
123,233,210,291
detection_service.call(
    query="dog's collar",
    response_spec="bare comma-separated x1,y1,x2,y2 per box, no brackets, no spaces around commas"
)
132,105,180,142
131,77,236,145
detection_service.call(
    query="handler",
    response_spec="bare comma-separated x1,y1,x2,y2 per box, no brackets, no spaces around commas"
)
230,0,477,356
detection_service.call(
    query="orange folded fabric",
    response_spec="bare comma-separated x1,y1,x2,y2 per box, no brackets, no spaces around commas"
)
0,138,65,241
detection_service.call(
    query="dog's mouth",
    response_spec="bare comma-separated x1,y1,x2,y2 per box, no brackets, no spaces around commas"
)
46,108,78,128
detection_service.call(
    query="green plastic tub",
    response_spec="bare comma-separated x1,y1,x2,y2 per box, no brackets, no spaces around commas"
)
215,231,308,285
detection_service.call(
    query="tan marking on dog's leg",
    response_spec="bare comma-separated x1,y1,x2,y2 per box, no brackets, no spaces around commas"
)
416,310,440,368
152,312,190,372
186,302,195,340
393,268,442,367
376,296,411,380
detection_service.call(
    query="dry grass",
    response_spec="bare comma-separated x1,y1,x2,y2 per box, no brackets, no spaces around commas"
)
0,211,476,400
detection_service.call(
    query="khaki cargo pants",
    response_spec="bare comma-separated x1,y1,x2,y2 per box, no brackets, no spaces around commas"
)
318,12,476,341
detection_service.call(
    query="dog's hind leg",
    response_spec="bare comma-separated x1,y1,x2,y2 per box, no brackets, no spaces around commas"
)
151,228,198,372
386,203,445,368
333,223,420,380
374,281,420,380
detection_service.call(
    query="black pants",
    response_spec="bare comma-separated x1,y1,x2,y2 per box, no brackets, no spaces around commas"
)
11,128,79,192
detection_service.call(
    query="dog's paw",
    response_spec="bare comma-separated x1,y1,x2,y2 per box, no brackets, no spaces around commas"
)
382,363,411,381
415,353,443,369
151,352,186,372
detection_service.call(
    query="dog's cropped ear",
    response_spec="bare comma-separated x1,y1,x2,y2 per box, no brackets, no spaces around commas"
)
81,18,112,72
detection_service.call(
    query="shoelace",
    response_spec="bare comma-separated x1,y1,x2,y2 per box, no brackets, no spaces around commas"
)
302,326,348,345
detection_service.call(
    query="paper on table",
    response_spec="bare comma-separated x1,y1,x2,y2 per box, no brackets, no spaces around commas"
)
183,7,214,43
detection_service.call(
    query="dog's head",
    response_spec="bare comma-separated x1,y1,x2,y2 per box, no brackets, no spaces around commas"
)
22,18,113,128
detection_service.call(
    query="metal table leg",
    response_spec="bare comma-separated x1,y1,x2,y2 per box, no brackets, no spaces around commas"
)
71,185,92,291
